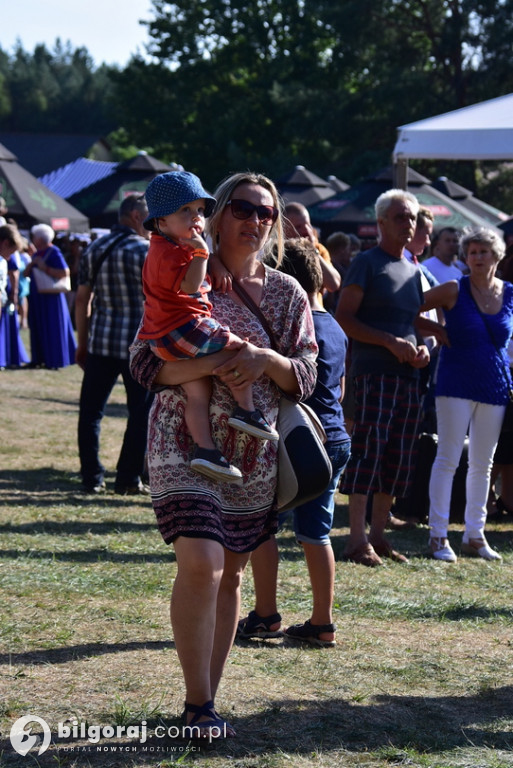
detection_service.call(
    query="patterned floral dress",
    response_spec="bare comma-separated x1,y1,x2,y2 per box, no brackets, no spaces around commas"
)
130,266,318,552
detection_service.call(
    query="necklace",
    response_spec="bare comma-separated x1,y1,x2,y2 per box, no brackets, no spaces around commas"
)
470,278,500,310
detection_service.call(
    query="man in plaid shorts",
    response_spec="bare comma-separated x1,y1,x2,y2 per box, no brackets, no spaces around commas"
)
336,189,430,566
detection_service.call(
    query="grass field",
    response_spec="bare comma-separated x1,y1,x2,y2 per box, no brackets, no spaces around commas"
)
1,350,513,767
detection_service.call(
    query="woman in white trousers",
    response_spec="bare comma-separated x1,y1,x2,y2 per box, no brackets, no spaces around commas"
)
421,227,512,562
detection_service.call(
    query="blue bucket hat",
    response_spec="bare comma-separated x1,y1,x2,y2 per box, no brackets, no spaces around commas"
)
143,171,216,231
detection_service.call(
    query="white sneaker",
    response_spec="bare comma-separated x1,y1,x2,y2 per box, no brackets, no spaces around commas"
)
430,537,457,563
461,537,502,561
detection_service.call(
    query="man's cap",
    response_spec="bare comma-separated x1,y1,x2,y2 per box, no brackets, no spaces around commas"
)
143,171,216,231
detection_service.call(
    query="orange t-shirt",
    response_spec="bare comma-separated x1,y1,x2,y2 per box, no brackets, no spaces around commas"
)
138,234,212,339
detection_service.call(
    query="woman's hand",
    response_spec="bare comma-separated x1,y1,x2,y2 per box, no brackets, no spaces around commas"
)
24,257,45,276
410,345,430,369
213,341,269,389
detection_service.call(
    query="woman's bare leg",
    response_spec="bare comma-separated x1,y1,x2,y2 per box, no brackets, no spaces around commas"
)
210,549,250,698
171,538,250,724
171,537,224,712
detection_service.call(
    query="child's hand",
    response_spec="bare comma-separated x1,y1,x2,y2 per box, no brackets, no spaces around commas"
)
179,229,209,254
209,252,232,293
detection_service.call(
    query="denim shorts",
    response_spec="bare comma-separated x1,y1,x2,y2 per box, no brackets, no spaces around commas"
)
279,439,351,545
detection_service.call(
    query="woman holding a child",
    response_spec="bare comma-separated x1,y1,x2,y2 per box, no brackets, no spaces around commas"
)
130,172,317,738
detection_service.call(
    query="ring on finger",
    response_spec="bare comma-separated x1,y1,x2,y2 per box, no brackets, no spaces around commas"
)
233,370,240,378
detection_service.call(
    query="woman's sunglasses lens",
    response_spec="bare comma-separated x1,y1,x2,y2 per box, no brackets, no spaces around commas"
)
231,200,254,219
230,199,278,224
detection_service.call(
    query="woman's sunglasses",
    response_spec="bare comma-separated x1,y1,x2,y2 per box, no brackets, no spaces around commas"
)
226,199,279,225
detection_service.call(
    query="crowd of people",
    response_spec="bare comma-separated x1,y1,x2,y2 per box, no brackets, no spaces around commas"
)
0,211,78,370
129,175,513,739
1,177,512,740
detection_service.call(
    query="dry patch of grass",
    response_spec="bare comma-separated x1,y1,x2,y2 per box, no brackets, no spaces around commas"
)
1,364,513,768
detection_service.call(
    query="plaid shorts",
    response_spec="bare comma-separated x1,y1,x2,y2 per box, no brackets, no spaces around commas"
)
340,374,422,498
149,316,231,361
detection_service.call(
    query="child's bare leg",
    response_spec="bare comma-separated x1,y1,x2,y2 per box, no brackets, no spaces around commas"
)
182,377,216,450
228,382,254,412
184,377,243,484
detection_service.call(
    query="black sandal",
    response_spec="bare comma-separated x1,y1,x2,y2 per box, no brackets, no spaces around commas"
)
182,700,235,738
236,610,283,638
285,619,336,648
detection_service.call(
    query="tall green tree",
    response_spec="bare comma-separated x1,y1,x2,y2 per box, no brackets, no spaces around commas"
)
0,41,117,134
113,0,513,187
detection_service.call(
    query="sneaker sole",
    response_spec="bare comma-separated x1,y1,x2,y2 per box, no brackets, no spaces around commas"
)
237,629,284,639
191,460,243,484
227,417,279,441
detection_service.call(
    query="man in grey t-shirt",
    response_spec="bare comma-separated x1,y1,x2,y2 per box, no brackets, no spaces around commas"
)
336,189,430,566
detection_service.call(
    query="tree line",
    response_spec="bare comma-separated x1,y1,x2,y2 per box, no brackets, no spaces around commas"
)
1,0,513,210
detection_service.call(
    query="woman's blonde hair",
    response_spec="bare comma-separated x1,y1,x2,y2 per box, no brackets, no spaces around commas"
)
0,223,24,251
206,172,285,266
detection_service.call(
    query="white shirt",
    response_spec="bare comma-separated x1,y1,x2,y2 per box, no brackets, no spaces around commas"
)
403,249,439,351
421,256,463,284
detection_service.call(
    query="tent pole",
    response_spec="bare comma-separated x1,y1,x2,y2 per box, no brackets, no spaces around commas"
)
393,158,408,189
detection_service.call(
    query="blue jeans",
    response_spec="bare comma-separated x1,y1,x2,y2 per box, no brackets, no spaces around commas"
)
280,439,351,545
78,353,153,488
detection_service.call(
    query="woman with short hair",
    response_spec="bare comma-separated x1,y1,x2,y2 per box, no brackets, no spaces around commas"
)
25,223,76,369
422,227,512,562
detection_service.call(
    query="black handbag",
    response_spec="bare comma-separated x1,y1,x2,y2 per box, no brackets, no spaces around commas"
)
230,277,332,511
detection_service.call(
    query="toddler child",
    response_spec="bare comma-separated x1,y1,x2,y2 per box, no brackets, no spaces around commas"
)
138,171,278,484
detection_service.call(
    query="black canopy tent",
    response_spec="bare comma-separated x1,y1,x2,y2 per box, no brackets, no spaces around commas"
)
275,165,336,207
67,152,173,229
0,143,89,232
432,176,509,228
308,166,503,242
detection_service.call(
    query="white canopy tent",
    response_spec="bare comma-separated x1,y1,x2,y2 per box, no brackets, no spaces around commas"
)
393,93,513,162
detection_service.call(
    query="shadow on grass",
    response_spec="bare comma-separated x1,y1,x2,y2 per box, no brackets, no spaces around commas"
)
230,689,513,754
0,640,175,667
1,687,512,765
0,548,174,564
15,393,128,419
0,467,152,509
0,520,156,535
